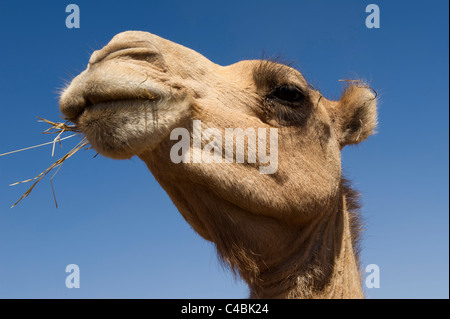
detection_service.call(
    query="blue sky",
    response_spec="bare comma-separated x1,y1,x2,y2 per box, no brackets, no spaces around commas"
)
0,0,448,298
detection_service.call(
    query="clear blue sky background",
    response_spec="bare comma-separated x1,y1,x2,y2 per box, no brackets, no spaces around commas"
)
0,0,448,299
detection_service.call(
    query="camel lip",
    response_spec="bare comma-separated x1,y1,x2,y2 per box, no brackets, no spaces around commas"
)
85,97,156,109
68,95,159,123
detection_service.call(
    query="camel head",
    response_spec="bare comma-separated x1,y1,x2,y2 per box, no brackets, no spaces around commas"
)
59,31,377,298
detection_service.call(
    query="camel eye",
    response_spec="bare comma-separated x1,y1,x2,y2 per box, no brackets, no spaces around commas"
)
270,85,305,104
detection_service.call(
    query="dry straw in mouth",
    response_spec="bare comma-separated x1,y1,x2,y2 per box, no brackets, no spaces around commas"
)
1,117,89,208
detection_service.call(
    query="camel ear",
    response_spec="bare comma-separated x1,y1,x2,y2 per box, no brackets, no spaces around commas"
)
336,83,378,147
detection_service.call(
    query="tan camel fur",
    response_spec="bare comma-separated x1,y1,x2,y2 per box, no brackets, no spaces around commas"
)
59,31,377,299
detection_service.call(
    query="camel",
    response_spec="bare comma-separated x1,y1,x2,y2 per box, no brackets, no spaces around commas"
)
59,31,377,299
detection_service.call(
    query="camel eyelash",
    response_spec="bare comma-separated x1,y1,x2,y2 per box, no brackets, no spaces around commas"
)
253,59,297,90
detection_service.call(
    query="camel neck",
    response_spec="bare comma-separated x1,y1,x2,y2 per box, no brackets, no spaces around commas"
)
247,195,364,299
139,151,363,298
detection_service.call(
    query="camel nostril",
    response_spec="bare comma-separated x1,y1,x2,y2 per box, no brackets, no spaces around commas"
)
89,42,161,66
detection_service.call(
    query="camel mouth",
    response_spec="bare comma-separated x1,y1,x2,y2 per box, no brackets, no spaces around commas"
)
85,97,158,112
68,94,160,124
